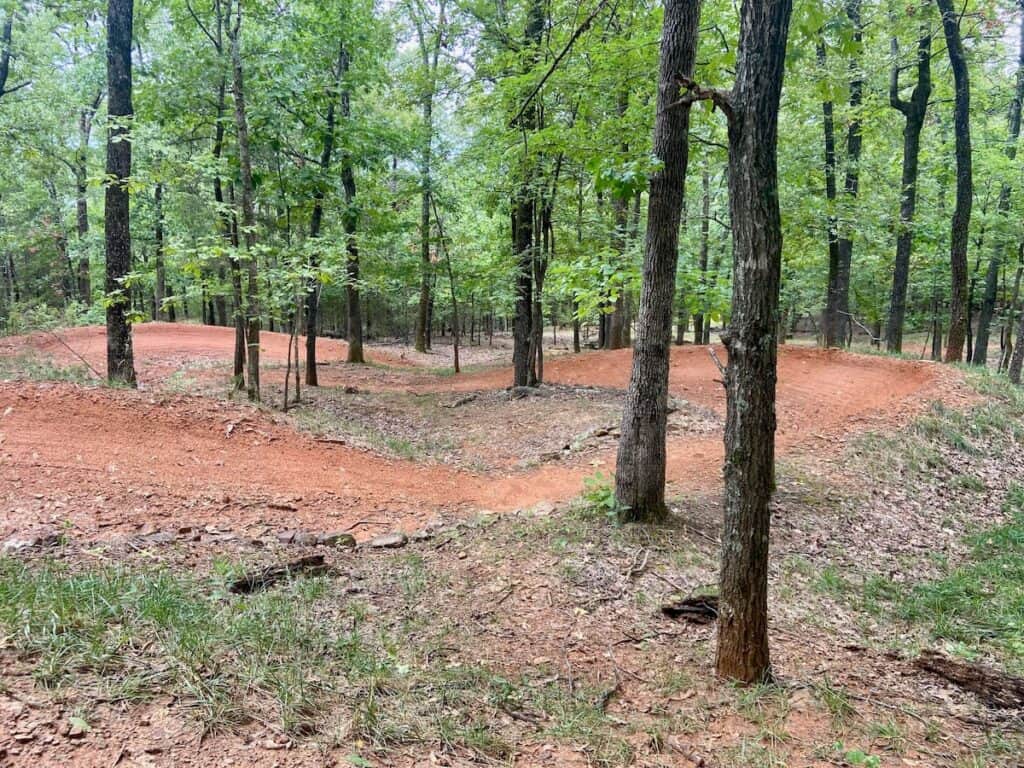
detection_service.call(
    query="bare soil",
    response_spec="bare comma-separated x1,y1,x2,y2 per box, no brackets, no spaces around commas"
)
0,322,1011,768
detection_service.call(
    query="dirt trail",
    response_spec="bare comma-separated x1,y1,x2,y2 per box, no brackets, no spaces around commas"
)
0,323,956,539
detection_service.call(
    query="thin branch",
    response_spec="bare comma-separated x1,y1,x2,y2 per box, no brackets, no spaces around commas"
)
508,0,610,128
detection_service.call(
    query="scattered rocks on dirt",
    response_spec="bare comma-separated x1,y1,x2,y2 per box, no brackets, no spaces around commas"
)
366,532,408,549
2,532,61,553
318,532,357,548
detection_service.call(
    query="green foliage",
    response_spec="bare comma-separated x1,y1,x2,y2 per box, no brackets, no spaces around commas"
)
581,471,628,523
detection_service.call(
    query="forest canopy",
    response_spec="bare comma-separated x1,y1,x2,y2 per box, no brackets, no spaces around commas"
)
0,0,1020,375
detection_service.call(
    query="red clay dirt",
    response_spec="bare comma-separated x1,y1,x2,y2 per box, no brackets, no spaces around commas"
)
0,323,958,541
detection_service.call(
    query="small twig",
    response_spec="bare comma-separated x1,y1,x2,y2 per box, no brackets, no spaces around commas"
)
707,347,728,389
46,330,103,379
342,519,389,531
622,547,649,578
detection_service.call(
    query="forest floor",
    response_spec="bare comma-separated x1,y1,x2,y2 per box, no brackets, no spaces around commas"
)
0,322,1022,767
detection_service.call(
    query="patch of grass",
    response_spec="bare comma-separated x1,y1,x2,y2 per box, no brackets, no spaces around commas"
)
866,717,906,754
0,556,639,763
864,486,1024,672
0,351,94,383
0,557,390,735
815,677,856,726
814,565,851,596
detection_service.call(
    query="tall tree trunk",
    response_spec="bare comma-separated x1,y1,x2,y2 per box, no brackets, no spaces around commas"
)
937,0,973,362
714,0,793,684
818,39,840,345
416,102,433,354
692,167,711,344
512,0,543,388
885,27,931,352
340,47,364,365
104,0,136,386
413,1,446,354
75,92,101,303
826,0,862,348
1009,287,1024,382
228,0,260,401
154,182,167,320
971,10,1023,367
305,43,345,383
605,91,630,351
613,0,699,523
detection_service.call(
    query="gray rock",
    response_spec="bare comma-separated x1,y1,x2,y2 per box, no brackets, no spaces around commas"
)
276,530,299,544
145,531,178,545
2,537,37,553
318,532,357,548
291,531,319,547
367,532,408,549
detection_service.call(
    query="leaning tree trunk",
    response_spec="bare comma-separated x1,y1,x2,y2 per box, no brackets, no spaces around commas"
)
104,0,136,386
971,9,1023,367
613,0,700,523
229,0,260,401
937,0,973,363
683,0,793,684
886,28,931,353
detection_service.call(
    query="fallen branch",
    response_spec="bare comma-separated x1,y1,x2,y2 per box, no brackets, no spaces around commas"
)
228,555,327,594
915,650,1024,709
444,393,477,408
661,594,718,625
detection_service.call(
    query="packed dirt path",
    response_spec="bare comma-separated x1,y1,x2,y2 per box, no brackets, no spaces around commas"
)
0,323,957,540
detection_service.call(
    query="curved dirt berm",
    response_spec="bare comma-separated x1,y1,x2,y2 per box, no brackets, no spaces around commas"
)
0,324,962,539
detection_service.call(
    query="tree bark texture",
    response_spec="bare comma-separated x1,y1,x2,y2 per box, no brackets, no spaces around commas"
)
105,0,136,386
937,0,973,363
716,0,793,684
613,0,700,523
885,28,931,353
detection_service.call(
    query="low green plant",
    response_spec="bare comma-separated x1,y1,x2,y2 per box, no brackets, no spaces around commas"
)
581,471,629,523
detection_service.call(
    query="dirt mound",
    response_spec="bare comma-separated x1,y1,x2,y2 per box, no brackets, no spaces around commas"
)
0,323,961,540
6,323,408,382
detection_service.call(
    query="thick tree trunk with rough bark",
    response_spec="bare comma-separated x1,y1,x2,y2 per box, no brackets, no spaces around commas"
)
937,0,973,363
613,0,700,523
512,0,544,388
716,0,793,684
104,0,136,386
886,29,931,352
